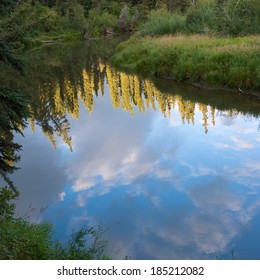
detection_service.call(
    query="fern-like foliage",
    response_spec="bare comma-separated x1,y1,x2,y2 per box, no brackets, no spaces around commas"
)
0,86,30,193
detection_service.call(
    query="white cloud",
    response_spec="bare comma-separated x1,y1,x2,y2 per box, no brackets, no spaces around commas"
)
231,136,255,149
189,180,244,212
58,192,66,201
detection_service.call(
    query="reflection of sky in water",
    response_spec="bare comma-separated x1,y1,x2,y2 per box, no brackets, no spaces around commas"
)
9,84,260,260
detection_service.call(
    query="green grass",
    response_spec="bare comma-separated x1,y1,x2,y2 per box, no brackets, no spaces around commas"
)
0,186,110,260
112,35,260,92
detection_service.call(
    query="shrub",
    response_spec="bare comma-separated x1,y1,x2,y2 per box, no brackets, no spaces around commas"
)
0,187,18,221
138,8,186,36
212,0,260,36
185,4,215,34
0,186,110,260
67,3,87,30
0,219,54,260
86,8,118,37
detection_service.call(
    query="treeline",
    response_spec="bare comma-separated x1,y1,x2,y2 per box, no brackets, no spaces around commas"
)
110,0,260,91
1,0,259,47
138,0,260,36
0,0,164,43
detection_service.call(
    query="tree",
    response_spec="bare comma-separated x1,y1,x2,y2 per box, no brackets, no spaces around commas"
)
0,85,30,193
0,10,33,192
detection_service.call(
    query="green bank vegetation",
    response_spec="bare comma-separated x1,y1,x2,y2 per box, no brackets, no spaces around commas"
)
1,1,259,93
112,0,260,92
0,0,147,47
113,34,260,91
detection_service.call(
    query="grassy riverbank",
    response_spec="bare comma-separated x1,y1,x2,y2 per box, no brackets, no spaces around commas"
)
112,34,260,92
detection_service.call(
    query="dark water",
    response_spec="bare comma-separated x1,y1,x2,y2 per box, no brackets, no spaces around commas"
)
3,42,260,259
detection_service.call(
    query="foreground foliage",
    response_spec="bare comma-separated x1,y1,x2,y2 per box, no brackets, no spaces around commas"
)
0,187,110,260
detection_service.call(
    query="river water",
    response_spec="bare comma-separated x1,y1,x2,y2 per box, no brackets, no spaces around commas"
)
5,42,260,259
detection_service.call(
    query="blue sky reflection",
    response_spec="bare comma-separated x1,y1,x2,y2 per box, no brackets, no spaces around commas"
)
8,84,260,260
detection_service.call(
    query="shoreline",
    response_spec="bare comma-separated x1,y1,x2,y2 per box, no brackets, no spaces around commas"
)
112,35,260,96
158,75,260,98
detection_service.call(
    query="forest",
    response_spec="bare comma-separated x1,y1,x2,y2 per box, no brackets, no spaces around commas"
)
1,1,259,40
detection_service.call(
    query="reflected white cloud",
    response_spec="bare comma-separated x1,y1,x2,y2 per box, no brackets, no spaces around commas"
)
60,169,260,259
213,137,255,151
9,128,69,216
55,103,260,258
223,162,260,189
188,179,244,212
64,98,182,195
8,81,260,259
58,192,66,201
231,136,255,149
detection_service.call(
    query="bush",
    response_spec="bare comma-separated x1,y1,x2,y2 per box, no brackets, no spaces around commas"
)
212,0,260,36
67,3,87,30
98,0,124,16
186,0,260,36
138,8,186,36
86,8,118,37
0,219,54,260
137,0,260,37
185,4,215,34
0,186,110,260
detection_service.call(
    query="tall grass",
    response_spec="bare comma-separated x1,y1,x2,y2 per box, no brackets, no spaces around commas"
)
113,35,260,91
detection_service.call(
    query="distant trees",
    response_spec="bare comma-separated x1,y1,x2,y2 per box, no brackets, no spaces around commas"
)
1,0,243,41
136,0,260,36
213,0,260,35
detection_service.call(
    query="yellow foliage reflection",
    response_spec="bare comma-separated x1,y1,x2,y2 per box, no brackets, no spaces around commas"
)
33,60,241,150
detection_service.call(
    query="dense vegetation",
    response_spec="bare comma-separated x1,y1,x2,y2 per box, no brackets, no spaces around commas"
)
113,35,260,91
0,0,156,45
137,0,260,36
1,1,259,49
0,186,110,259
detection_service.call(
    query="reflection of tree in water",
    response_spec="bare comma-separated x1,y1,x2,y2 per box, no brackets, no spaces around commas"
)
2,42,260,152
37,55,257,136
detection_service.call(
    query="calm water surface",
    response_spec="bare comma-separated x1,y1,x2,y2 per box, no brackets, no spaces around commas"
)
5,42,260,259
